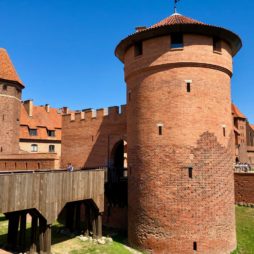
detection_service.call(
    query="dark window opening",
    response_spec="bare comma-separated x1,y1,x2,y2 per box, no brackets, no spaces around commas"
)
171,33,183,49
29,129,37,136
0,147,2,152
25,162,28,169
128,91,131,102
38,163,41,169
92,135,94,142
3,85,7,90
213,37,221,52
188,167,193,178
223,127,226,137
2,115,4,121
134,41,143,56
158,126,163,135
49,145,55,153
187,82,191,93
47,130,55,137
193,242,197,251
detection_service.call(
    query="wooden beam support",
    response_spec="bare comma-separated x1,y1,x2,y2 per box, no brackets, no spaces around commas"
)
19,211,27,252
44,225,52,254
97,213,103,238
30,214,38,254
7,212,19,250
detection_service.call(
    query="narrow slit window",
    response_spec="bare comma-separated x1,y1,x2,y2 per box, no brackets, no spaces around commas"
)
158,126,163,135
187,82,191,93
213,37,221,52
193,242,197,251
188,167,193,179
223,126,226,137
171,33,183,49
0,147,2,152
134,41,143,57
128,91,132,102
2,115,4,121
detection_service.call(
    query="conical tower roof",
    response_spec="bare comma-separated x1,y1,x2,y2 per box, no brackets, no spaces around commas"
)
151,13,204,27
115,13,242,62
0,48,24,88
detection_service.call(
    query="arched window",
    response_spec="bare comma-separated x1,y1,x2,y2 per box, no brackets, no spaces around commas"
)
31,144,38,152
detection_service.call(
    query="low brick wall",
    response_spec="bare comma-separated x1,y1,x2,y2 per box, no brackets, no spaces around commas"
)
235,172,254,205
0,153,60,170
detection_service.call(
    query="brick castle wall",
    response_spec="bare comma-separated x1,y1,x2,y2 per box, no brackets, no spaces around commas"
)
61,106,127,169
124,34,236,253
0,82,22,154
235,173,254,205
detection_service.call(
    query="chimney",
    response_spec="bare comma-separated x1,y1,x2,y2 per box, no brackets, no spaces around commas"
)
135,26,147,32
45,104,50,113
23,100,33,117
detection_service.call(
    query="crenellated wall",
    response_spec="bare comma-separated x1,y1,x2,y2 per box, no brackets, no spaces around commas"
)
61,105,127,169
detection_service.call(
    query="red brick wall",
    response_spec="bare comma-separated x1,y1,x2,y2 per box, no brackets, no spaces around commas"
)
61,106,127,169
0,82,22,154
235,173,254,205
124,34,236,253
0,153,59,171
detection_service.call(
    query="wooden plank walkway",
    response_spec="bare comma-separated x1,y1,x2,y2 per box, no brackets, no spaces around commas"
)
0,169,105,253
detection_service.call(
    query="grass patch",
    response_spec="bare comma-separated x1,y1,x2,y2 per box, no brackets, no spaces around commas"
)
232,206,254,254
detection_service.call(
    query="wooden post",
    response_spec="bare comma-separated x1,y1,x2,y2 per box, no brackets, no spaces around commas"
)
92,208,97,238
7,212,19,250
39,217,46,254
30,215,38,253
19,211,27,252
97,213,102,238
84,203,90,236
44,225,51,254
66,203,75,232
75,203,81,232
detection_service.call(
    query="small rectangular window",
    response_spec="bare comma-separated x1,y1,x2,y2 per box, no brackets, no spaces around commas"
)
223,127,226,137
188,167,193,178
171,33,183,49
134,41,143,57
187,82,191,93
193,242,197,251
158,126,163,135
49,145,55,153
213,37,221,52
47,130,55,137
31,144,38,152
29,129,37,136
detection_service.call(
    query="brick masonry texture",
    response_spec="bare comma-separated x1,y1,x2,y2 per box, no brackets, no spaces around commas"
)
61,106,127,169
235,173,254,204
124,33,236,253
0,82,22,154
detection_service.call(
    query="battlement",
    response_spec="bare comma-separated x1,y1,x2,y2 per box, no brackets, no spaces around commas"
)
63,104,127,122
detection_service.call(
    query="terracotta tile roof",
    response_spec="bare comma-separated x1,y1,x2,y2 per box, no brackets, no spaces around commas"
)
151,13,204,28
232,103,246,119
0,48,24,87
250,125,254,131
20,104,62,140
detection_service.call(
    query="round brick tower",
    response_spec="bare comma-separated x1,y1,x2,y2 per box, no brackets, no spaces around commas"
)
0,48,24,154
115,13,242,254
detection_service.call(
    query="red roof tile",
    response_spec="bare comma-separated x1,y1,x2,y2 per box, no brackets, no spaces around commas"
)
151,13,204,28
232,103,246,119
20,104,62,140
0,48,24,87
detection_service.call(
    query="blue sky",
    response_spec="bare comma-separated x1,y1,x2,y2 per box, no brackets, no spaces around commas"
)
0,0,253,122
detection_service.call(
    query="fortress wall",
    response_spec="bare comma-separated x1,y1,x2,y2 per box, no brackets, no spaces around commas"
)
61,105,127,169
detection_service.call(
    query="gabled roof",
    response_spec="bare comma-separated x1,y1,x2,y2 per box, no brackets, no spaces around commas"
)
0,48,24,87
115,13,242,62
232,103,246,119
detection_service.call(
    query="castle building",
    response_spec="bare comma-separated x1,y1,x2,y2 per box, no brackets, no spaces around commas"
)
115,12,242,253
232,103,254,165
0,48,60,170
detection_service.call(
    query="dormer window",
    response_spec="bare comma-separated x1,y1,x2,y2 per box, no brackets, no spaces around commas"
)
29,128,37,136
213,37,221,52
47,130,55,137
171,33,183,49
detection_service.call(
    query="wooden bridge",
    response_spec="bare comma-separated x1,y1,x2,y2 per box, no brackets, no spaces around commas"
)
0,169,104,254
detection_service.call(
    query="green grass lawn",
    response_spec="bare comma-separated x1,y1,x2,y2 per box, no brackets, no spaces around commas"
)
232,206,254,254
1,207,254,253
